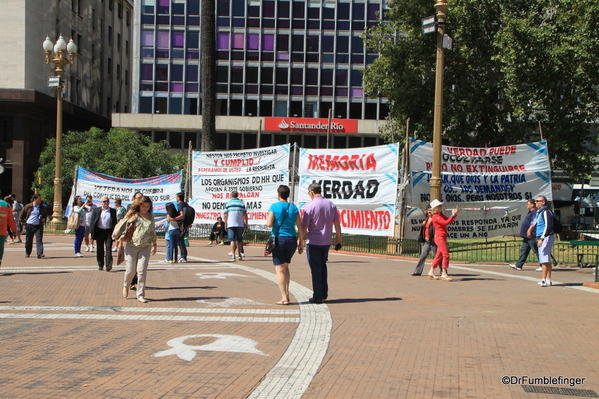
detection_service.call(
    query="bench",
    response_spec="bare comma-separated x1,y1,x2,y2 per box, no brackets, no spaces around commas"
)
569,241,599,283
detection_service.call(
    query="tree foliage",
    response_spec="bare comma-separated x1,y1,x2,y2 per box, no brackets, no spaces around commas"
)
36,127,187,204
363,0,599,181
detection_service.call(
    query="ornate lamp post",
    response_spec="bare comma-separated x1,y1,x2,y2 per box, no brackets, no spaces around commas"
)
43,36,77,226
429,0,449,202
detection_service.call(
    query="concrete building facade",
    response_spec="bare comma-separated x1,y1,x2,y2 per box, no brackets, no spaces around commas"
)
113,0,390,152
0,0,133,200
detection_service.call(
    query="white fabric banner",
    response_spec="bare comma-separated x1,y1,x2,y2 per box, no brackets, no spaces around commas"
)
403,204,529,240
298,144,399,236
190,145,290,225
70,167,182,214
408,139,552,205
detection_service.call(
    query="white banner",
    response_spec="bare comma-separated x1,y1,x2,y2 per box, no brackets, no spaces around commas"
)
190,145,291,225
298,144,399,236
403,204,528,240
408,139,552,205
410,139,551,173
70,167,182,214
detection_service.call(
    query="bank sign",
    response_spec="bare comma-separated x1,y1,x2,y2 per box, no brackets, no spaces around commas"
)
264,117,358,133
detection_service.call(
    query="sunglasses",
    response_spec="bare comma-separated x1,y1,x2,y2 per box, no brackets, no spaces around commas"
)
535,200,544,203
102,200,109,203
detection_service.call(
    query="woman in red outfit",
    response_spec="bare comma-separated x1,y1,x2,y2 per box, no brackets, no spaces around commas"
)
427,199,460,281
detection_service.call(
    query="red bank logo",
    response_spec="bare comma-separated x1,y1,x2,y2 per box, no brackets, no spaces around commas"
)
265,117,358,133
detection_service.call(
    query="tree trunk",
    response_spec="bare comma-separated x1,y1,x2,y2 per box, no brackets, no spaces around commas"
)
201,0,216,151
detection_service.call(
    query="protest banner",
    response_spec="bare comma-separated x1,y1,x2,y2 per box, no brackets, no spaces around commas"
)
408,139,552,205
67,167,182,215
190,145,290,225
403,203,528,241
298,144,399,236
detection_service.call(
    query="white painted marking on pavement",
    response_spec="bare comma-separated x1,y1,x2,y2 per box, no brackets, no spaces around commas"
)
195,272,253,279
0,313,299,323
153,334,267,361
196,298,267,307
0,305,298,315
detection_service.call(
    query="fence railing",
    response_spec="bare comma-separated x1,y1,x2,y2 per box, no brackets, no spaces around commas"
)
43,223,598,266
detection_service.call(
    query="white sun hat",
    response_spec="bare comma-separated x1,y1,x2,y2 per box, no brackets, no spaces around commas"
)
429,199,444,209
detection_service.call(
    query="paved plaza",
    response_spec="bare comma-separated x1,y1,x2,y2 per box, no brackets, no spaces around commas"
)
0,235,598,399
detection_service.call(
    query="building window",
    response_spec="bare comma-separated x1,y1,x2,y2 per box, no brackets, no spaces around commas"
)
117,64,121,80
108,25,113,44
118,1,123,18
109,0,114,10
126,8,131,25
107,57,112,76
125,69,129,85
117,33,121,50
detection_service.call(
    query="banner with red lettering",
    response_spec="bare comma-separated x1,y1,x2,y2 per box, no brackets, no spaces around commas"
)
190,145,290,225
297,144,399,236
408,139,552,205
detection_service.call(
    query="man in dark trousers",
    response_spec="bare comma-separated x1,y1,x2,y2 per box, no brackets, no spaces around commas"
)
301,183,342,304
509,199,540,271
19,194,47,259
90,197,117,271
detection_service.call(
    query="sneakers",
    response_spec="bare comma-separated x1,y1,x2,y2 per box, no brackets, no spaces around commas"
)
91,245,96,252
75,252,84,257
112,247,118,252
178,258,187,263
218,242,225,245
209,241,214,245
240,253,245,258
538,279,552,286
237,255,243,261
85,246,91,252
137,296,149,303
230,256,237,262
536,267,543,271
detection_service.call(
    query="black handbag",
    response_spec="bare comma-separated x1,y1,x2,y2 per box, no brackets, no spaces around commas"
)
264,203,290,256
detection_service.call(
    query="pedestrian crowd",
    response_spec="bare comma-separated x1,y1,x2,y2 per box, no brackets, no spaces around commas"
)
0,186,558,308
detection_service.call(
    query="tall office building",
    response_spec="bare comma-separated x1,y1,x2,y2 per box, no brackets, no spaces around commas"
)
116,0,389,151
0,0,134,200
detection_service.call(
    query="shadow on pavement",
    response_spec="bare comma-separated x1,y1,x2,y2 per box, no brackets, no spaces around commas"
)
323,297,402,304
149,286,217,290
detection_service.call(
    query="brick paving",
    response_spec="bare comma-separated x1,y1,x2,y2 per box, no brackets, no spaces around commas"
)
0,236,598,398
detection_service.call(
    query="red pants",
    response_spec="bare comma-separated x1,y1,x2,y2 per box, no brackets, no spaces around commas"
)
432,236,450,269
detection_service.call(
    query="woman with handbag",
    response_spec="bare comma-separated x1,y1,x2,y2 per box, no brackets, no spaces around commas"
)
122,196,157,303
266,185,304,305
71,196,88,257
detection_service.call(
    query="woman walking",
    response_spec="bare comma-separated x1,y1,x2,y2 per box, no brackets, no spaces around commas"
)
122,196,157,303
71,196,88,257
428,199,460,281
266,185,304,305
412,205,436,276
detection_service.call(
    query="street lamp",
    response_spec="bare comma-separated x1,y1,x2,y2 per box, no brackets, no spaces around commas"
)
43,35,76,226
429,0,449,202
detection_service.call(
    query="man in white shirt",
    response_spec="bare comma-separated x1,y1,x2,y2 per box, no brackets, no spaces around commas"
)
19,194,47,259
90,197,117,271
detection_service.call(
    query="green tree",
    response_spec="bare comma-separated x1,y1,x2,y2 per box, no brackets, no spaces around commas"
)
363,0,599,181
35,127,187,204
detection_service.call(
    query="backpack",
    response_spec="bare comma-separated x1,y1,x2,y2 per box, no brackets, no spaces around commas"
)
182,202,196,227
546,209,563,234
552,214,563,234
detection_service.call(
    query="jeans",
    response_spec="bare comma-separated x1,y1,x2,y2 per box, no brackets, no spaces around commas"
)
515,237,539,267
177,228,188,260
25,224,44,257
413,241,437,274
74,225,86,254
166,229,179,261
306,244,330,301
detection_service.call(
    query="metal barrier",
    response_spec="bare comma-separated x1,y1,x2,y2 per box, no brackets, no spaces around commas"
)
41,222,599,266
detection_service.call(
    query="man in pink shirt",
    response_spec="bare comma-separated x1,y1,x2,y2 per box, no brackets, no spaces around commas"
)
301,183,342,304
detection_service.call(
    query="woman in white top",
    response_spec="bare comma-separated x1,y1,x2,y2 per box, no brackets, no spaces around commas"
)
72,196,88,257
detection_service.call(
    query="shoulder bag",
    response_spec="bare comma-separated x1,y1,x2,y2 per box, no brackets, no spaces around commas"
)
264,203,290,256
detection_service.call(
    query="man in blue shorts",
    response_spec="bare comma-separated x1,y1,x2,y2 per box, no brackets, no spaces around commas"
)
224,191,247,261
